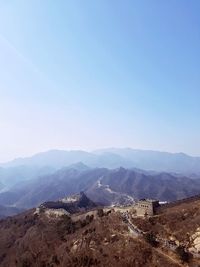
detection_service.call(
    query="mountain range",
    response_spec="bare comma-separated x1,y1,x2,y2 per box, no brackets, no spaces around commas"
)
1,148,200,174
1,165,200,214
1,148,200,218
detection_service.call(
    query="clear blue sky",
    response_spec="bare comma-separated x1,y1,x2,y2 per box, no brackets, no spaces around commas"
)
0,0,200,162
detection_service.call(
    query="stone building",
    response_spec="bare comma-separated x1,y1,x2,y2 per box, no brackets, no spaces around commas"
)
135,199,159,216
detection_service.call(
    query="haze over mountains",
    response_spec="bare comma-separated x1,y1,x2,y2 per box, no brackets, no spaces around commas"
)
1,149,200,265
1,148,200,174
1,148,200,218
2,166,200,209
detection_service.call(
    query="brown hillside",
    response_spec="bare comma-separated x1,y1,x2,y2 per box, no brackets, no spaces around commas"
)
132,199,200,244
0,208,181,267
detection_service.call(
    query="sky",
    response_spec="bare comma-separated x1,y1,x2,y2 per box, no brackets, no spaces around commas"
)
0,0,200,162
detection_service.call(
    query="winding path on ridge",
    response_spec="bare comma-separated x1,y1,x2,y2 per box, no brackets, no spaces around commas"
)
121,213,184,267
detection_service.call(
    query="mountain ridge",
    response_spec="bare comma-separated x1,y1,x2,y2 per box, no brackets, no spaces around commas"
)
1,148,200,174
1,193,200,266
1,167,200,215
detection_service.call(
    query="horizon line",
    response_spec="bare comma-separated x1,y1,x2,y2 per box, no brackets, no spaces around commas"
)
0,147,199,165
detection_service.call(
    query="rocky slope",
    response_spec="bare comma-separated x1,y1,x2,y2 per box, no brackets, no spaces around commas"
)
132,198,200,259
0,206,181,267
2,193,200,266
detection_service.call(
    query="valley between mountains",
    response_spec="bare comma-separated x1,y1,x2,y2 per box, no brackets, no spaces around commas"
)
1,165,200,217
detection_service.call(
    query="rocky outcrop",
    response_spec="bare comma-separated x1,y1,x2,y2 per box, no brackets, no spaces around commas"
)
189,227,200,255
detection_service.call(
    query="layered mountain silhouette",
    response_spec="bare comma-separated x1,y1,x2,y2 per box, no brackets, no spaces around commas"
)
1,148,200,174
1,148,200,218
0,205,24,219
1,166,200,216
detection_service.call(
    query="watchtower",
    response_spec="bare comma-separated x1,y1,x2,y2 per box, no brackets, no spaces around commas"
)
135,199,159,216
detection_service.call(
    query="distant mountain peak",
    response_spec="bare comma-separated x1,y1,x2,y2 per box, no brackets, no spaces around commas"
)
1,148,200,174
